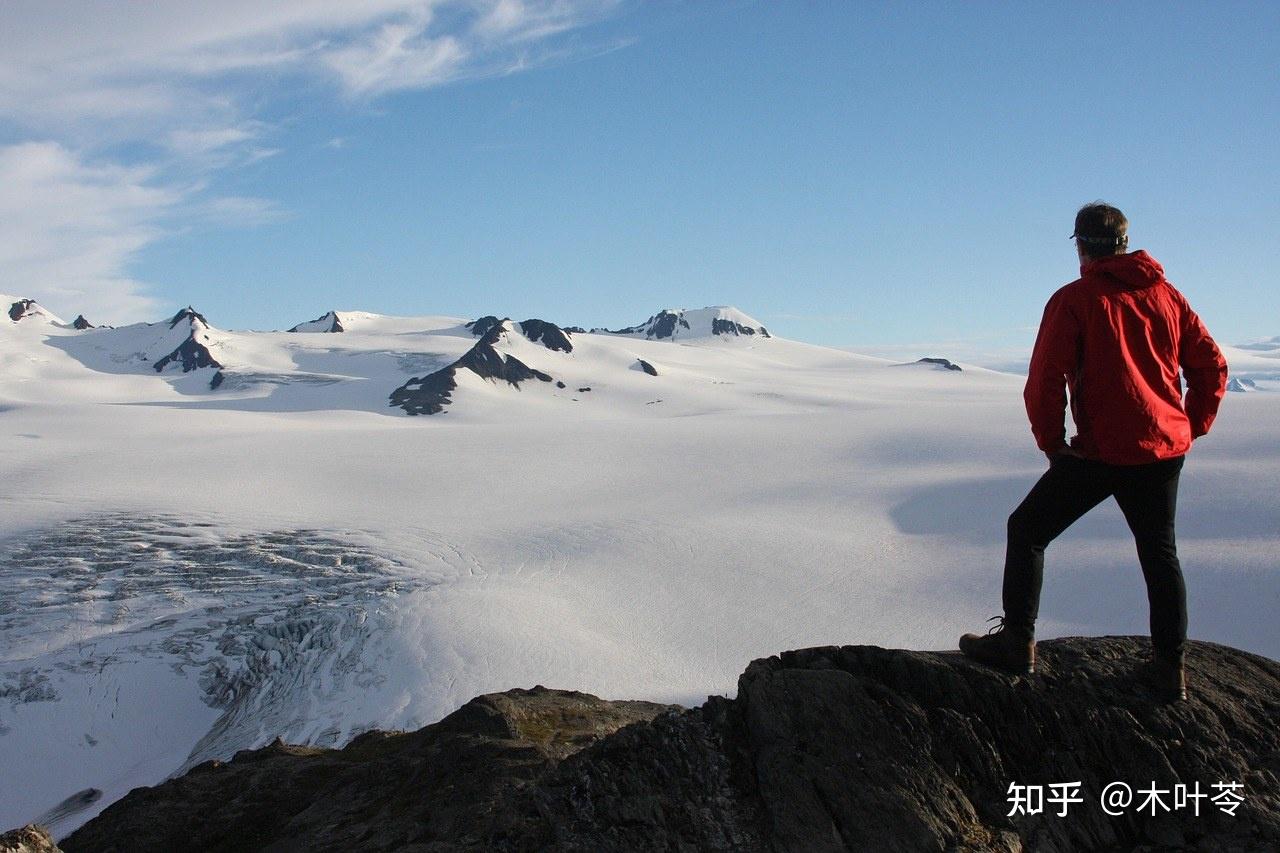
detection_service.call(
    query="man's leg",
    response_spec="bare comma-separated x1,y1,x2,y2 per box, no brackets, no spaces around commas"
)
1002,456,1115,633
962,455,1114,673
1113,456,1187,659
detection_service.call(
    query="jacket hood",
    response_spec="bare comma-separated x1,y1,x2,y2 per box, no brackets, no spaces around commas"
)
1082,250,1165,290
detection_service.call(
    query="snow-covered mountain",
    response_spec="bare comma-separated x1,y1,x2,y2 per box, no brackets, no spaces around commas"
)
2,297,1276,838
5,301,808,416
5,295,64,326
592,306,770,340
1222,336,1280,391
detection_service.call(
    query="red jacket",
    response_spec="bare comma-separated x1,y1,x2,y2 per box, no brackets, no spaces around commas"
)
1025,250,1228,465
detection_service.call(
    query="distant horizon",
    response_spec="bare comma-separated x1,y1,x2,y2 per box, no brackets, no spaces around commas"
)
14,286,1280,377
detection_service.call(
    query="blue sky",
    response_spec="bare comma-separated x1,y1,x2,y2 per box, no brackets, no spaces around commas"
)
2,1,1277,364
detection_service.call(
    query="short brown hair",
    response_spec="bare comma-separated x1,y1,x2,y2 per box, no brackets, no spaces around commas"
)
1073,202,1128,256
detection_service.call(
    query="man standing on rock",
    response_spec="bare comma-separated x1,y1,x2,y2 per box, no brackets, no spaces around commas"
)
959,202,1228,701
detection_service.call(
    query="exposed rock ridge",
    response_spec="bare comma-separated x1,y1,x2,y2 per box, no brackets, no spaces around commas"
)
712,317,769,337
465,316,574,353
592,307,770,340
8,299,41,322
153,308,222,373
593,309,690,339
516,319,573,352
287,311,344,333
55,637,1280,852
389,325,553,415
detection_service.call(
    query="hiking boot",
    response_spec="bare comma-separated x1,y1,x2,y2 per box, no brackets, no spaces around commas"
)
959,616,1035,675
1141,652,1187,702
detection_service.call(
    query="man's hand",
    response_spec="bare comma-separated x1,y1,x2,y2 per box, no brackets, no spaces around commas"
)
1046,446,1084,464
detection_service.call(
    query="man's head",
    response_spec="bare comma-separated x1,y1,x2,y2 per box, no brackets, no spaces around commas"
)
1072,202,1129,261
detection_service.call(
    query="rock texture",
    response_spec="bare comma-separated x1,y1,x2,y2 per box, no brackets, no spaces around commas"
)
58,637,1280,852
390,325,554,415
517,319,574,353
0,825,62,853
7,299,41,322
287,311,344,333
153,307,222,373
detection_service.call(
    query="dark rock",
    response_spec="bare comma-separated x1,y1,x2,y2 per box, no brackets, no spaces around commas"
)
712,318,770,338
518,319,573,353
638,359,658,376
287,311,343,333
209,371,225,390
594,310,690,339
0,825,61,853
7,300,41,322
72,315,94,330
153,337,221,373
390,326,553,416
556,381,566,389
562,326,586,334
167,307,210,330
918,357,963,371
58,638,1280,852
61,688,674,853
576,387,590,393
649,311,687,339
465,316,507,338
152,306,223,373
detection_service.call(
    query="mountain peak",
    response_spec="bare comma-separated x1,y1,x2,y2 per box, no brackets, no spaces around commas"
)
168,307,210,330
7,298,64,325
288,311,344,333
593,306,770,340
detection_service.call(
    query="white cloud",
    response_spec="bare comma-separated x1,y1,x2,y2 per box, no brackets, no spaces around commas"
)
0,1,622,321
0,142,180,324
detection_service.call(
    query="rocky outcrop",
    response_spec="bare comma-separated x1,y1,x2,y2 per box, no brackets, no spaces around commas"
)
8,299,36,322
152,337,221,373
637,358,658,376
712,318,769,337
57,637,1280,852
464,316,574,353
71,315,94,330
0,825,61,853
918,357,963,371
7,299,55,324
594,307,770,341
517,319,573,353
390,326,553,415
60,689,675,853
596,309,689,339
287,311,344,333
465,315,506,338
153,307,222,373
167,307,209,330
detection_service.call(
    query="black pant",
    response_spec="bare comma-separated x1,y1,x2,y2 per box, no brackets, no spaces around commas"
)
1002,454,1187,657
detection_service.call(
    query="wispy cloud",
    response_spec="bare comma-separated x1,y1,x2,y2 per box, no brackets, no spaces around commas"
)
0,0,623,320
0,142,180,324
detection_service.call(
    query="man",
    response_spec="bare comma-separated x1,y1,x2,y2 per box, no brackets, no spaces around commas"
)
959,202,1228,701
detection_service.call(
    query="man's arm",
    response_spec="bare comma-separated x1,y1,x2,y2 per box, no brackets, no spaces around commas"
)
1179,302,1228,439
1023,291,1080,458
